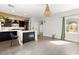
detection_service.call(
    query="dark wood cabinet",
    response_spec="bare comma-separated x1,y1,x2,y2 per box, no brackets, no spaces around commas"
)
23,32,35,43
19,20,29,30
24,20,29,30
19,21,25,27
0,31,17,42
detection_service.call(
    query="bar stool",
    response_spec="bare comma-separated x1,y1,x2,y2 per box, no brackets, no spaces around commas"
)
10,33,18,46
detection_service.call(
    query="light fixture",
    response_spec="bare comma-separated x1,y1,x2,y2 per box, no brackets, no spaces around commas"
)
8,4,15,7
43,4,51,17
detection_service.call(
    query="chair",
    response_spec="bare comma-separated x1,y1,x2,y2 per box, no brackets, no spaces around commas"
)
10,33,18,46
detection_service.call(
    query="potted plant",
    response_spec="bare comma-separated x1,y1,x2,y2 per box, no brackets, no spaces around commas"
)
2,16,11,27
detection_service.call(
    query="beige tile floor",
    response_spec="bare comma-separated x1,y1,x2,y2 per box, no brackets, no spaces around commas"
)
0,37,79,55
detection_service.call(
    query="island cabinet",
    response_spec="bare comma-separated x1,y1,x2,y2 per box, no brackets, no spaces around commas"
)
0,30,37,46
23,32,35,43
18,30,37,46
0,31,17,41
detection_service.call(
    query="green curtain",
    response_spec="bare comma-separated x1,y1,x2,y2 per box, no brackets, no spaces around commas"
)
61,17,65,40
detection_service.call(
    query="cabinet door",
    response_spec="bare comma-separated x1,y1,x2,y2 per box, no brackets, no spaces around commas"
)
28,32,35,41
23,32,35,43
0,31,17,41
24,20,29,30
19,21,25,27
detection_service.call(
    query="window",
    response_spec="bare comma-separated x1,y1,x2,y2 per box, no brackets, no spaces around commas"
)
67,21,78,32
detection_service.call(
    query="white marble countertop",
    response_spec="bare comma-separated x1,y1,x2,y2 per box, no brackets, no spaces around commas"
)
0,30,35,32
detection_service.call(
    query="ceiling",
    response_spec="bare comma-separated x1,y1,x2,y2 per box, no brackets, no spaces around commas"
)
0,4,79,18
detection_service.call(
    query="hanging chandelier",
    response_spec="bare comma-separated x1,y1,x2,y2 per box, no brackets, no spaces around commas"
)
43,4,51,17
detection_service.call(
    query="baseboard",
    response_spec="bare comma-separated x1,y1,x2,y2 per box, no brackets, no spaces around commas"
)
43,36,60,40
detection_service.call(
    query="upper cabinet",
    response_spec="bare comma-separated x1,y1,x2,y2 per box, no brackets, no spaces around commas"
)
0,12,30,28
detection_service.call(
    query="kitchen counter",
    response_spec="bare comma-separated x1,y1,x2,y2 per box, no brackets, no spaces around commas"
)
0,30,37,46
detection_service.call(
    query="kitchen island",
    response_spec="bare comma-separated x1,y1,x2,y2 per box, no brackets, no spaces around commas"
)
0,30,37,46
18,30,37,46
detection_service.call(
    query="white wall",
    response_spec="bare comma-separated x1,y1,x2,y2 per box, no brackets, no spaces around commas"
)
43,16,62,39
30,17,39,34
30,8,79,42
43,8,79,42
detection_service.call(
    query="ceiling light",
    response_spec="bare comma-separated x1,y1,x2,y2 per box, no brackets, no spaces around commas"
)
43,4,51,17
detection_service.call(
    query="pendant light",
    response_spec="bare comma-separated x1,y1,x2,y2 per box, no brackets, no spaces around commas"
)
43,4,51,17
